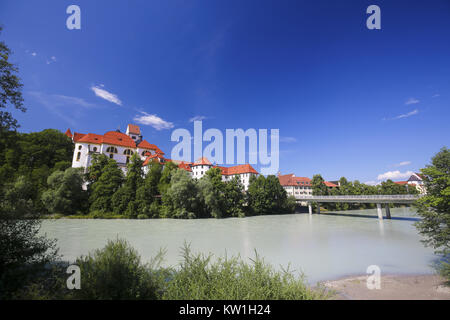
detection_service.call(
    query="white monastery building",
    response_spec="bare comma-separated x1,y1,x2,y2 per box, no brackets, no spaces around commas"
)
66,124,259,190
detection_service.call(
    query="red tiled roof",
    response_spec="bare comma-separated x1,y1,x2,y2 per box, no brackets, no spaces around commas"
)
216,164,258,175
178,161,192,172
192,157,212,166
77,133,104,145
127,124,140,135
73,132,86,142
65,128,72,138
138,140,164,154
394,181,408,185
103,131,136,148
278,174,311,186
142,153,168,166
324,181,338,188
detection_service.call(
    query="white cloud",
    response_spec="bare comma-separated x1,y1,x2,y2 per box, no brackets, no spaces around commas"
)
31,52,37,56
189,115,207,122
280,136,297,143
91,86,122,106
377,170,414,181
432,94,440,98
384,109,419,121
405,97,419,105
394,161,411,167
51,56,56,62
134,112,174,130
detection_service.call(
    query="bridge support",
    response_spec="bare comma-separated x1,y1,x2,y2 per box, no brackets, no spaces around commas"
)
376,203,383,220
308,203,312,215
316,203,320,214
385,204,391,219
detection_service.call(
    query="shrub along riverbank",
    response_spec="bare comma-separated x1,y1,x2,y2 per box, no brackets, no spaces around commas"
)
15,238,330,300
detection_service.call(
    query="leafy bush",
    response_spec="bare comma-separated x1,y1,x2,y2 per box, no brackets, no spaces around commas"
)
73,238,167,300
163,244,328,300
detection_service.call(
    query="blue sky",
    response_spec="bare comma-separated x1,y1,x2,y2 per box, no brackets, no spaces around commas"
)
1,0,449,183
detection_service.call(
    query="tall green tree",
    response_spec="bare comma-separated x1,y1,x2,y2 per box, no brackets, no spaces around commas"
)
0,176,59,299
161,169,200,219
136,161,163,217
415,147,449,256
90,159,124,213
224,176,246,217
311,174,328,196
198,168,227,218
0,26,26,132
158,161,178,195
41,167,88,215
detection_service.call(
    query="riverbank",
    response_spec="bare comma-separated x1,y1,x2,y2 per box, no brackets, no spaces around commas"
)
322,274,450,300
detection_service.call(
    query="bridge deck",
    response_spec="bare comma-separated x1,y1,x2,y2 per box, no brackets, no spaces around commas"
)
295,195,419,204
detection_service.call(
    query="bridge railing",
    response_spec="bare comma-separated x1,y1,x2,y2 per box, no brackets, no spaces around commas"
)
295,195,421,200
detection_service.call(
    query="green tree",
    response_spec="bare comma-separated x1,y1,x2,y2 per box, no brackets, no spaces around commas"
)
161,169,200,219
247,175,289,215
224,176,246,217
414,147,449,282
0,176,59,299
158,161,178,195
136,161,162,218
90,159,124,213
0,27,26,132
198,168,227,218
311,174,328,196
112,154,144,217
85,153,109,185
41,167,88,215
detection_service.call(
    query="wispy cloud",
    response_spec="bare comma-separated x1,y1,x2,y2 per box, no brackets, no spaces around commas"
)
377,170,414,181
28,91,96,126
393,161,411,167
383,109,419,121
432,94,440,98
31,52,37,57
280,136,297,143
405,97,420,105
189,115,207,122
134,112,174,130
91,86,122,106
46,56,57,65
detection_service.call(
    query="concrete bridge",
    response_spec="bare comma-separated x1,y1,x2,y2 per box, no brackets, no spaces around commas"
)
295,195,420,220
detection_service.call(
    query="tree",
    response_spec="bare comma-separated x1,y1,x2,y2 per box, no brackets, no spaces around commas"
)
158,161,178,195
90,159,124,213
135,161,162,218
247,175,290,215
161,169,200,219
311,174,328,196
112,154,144,217
224,176,246,217
85,153,109,185
0,176,59,299
0,26,26,132
415,147,449,254
198,168,227,218
41,167,87,215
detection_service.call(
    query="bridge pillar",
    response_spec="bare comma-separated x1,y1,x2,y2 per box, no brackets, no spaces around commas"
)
308,203,312,215
385,204,391,219
376,203,383,220
316,204,320,214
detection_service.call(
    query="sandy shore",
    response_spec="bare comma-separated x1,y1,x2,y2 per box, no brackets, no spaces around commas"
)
322,274,450,300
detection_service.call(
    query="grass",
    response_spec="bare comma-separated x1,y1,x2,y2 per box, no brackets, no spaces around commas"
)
17,239,331,300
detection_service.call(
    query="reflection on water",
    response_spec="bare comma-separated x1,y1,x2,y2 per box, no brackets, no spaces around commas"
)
40,207,435,284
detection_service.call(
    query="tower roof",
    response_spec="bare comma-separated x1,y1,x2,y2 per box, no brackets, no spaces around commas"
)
127,124,140,135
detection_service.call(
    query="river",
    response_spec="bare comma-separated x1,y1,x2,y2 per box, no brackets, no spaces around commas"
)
40,207,437,284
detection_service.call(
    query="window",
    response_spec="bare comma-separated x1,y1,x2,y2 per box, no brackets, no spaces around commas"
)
76,152,81,161
124,149,134,164
78,145,82,150
93,147,97,152
109,154,114,159
106,146,118,153
141,151,149,157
